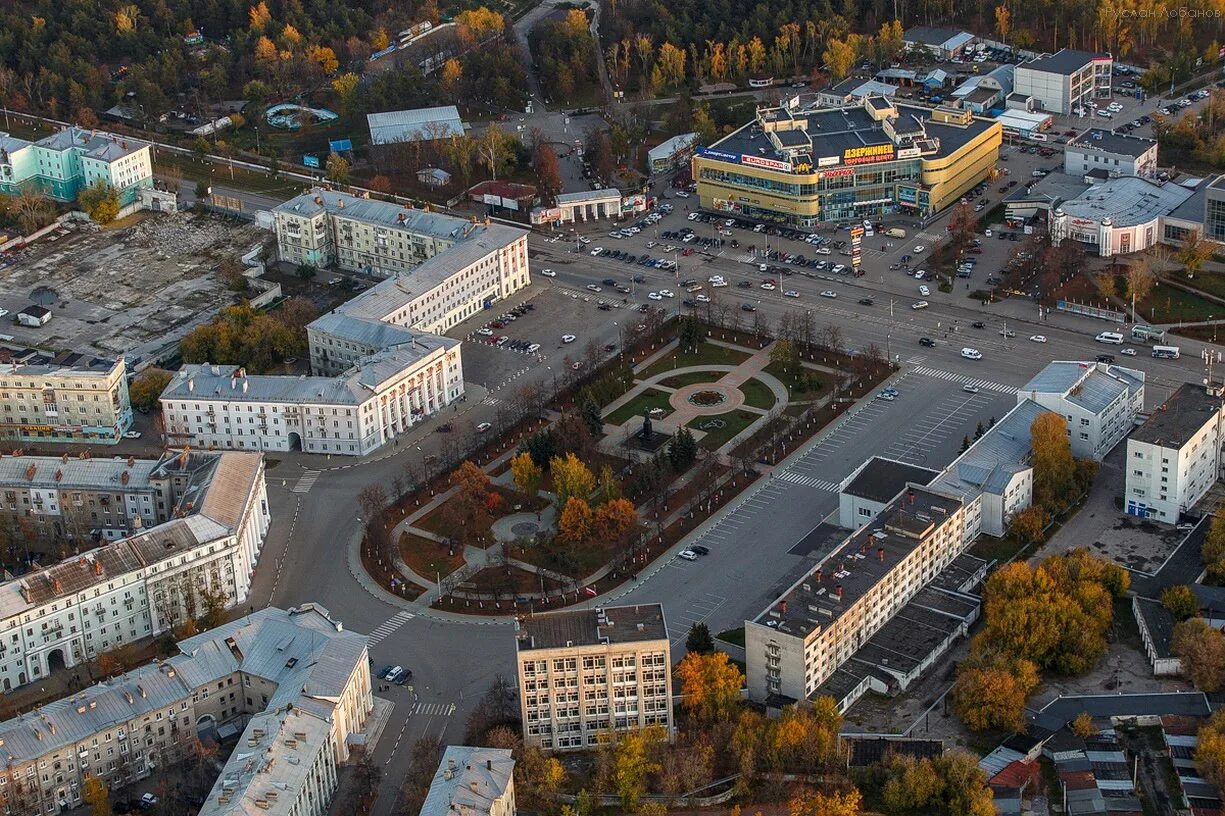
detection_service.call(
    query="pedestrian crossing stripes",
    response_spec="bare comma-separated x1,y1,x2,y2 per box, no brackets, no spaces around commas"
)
411,701,455,717
911,365,1013,394
775,471,839,491
368,610,415,646
291,470,321,494
481,395,501,406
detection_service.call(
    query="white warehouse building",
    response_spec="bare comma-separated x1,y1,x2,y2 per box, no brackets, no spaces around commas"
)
1125,383,1225,522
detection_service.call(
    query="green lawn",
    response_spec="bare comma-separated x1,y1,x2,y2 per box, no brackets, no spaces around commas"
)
715,627,745,647
604,388,674,425
657,370,725,389
1138,282,1222,323
688,409,761,450
1178,271,1225,301
739,378,778,410
638,342,752,379
764,361,826,400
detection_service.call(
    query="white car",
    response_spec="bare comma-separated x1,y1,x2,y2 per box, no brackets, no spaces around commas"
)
961,347,983,360
526,343,541,353
476,327,494,336
913,245,926,253
918,285,930,296
648,292,663,301
562,334,577,343
814,247,831,255
123,431,142,440
831,264,846,274
876,391,896,402
696,294,711,303
590,247,603,255
586,284,601,292
476,422,492,432
783,290,800,298
539,268,556,277
914,270,926,279
984,229,993,237
708,275,723,283
760,282,776,291
962,385,980,394
820,290,837,299
1029,335,1047,343
711,279,728,287
658,289,674,298
676,191,691,198
1121,347,1138,356
911,300,929,310
645,241,656,248
678,549,698,561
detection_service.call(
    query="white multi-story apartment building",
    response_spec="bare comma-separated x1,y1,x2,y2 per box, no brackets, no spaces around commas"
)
745,486,968,703
0,604,371,816
515,604,673,752
1125,383,1225,522
161,335,461,455
0,355,133,446
1018,360,1145,460
0,451,268,690
1065,129,1159,179
1014,49,1113,114
163,189,531,457
421,747,516,816
272,188,529,292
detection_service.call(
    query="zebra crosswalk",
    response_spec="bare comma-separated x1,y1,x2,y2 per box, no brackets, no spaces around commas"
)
368,610,415,646
291,470,321,494
411,701,455,717
911,365,1013,394
775,471,839,491
481,395,501,406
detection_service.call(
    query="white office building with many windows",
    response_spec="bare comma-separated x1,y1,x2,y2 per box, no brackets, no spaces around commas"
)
1014,49,1113,115
1125,383,1225,522
1018,360,1146,459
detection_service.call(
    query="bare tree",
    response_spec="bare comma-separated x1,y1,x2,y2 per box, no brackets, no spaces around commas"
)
12,187,53,234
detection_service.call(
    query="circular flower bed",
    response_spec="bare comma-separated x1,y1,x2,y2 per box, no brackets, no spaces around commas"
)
688,389,727,407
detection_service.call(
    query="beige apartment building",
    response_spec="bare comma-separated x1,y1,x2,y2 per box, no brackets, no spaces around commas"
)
0,356,132,445
745,486,969,702
0,604,371,816
515,604,673,752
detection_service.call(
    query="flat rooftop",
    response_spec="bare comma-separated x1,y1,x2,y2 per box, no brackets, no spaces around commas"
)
1021,49,1110,76
842,456,939,503
706,101,993,170
1068,129,1156,158
755,486,963,639
1131,382,1222,448
516,604,667,651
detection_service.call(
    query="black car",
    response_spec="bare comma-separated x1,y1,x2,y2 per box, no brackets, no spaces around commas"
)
972,321,986,328
632,275,646,283
858,297,874,305
738,281,752,288
601,278,617,286
741,302,757,312
919,337,936,347
690,545,710,556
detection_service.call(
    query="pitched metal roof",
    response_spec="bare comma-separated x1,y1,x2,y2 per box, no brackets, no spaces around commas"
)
367,106,466,145
420,747,515,816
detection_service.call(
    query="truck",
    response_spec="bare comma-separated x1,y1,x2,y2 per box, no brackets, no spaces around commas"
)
885,227,907,238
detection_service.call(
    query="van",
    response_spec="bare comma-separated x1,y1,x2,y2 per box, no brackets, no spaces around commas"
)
1095,331,1125,344
385,666,404,683
886,227,907,239
1096,109,1114,119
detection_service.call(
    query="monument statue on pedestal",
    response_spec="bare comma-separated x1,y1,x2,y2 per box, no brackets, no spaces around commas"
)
640,410,654,441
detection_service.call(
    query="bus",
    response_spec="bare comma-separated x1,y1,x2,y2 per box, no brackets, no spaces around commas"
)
1152,345,1181,359
1132,324,1166,342
1095,331,1125,344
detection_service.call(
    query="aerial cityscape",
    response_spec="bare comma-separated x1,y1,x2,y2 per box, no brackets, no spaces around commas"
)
6,1,1225,814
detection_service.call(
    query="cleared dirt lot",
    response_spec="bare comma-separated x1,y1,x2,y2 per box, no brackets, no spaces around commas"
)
0,212,262,361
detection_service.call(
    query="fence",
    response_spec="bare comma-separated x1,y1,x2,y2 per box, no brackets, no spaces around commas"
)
1057,299,1126,323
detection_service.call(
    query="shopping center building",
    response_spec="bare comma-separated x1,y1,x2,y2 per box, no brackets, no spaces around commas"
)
692,96,1001,226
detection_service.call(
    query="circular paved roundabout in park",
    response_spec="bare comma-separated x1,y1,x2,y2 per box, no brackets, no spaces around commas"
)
668,382,745,415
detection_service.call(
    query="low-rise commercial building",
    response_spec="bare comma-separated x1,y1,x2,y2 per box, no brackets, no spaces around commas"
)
367,106,466,145
1050,175,1193,257
902,27,976,60
648,133,698,175
0,355,133,446
1125,383,1225,522
0,451,268,691
1019,360,1146,460
420,747,516,816
952,65,1015,113
0,604,370,816
1014,49,1113,115
1064,129,1158,179
693,96,1001,226
0,127,153,206
515,604,673,752
815,79,898,108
